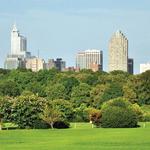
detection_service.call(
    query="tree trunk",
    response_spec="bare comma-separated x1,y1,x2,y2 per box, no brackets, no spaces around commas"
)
0,123,2,130
50,122,54,129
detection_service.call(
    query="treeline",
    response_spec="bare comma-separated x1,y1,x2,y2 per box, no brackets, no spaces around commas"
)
0,68,150,128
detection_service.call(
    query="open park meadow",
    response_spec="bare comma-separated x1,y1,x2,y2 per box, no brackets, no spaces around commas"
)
0,122,150,150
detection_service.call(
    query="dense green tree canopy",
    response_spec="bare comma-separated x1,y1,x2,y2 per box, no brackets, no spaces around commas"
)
0,80,21,97
11,94,47,129
0,68,149,128
71,83,91,106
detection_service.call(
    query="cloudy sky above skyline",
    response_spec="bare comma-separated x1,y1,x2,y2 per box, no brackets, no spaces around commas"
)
0,0,150,73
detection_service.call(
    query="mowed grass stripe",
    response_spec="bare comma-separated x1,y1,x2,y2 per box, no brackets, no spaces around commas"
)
0,122,150,150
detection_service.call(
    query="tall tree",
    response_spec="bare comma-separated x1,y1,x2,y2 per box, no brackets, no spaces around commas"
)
41,105,61,129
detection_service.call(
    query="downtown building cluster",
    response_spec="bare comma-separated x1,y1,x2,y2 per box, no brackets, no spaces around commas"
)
4,24,150,73
4,24,66,72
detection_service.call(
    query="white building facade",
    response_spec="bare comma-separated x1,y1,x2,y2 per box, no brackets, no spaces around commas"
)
26,57,45,72
140,63,150,73
5,24,31,69
76,49,103,71
11,24,30,57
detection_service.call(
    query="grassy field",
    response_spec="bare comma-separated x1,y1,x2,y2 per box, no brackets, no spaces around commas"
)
0,122,150,150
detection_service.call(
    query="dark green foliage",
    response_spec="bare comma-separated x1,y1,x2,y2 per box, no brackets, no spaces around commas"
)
0,96,14,122
0,68,10,75
142,113,150,122
101,98,138,128
90,84,109,108
138,71,150,104
11,94,47,129
73,104,89,122
110,70,130,76
0,80,21,97
53,120,70,129
82,74,99,86
101,82,123,104
59,77,79,99
46,83,68,100
50,99,74,121
8,70,35,90
35,69,58,85
0,68,149,128
71,83,91,107
25,82,46,97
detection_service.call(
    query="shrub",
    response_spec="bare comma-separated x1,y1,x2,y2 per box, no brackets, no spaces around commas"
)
101,98,138,128
132,104,143,121
142,113,150,122
53,120,70,129
85,108,102,127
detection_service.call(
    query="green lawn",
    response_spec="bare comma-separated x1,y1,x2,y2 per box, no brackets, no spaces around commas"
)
0,122,150,150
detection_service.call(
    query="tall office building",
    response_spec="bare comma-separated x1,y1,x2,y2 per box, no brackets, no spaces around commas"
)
76,49,103,71
5,24,31,69
140,63,150,73
109,30,128,72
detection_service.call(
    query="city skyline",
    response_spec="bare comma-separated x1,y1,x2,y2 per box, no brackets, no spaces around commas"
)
0,0,150,73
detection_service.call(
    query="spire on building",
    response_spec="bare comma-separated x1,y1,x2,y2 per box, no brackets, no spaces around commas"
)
12,23,19,32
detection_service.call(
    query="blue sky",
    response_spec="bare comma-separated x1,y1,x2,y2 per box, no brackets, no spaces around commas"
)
0,0,150,73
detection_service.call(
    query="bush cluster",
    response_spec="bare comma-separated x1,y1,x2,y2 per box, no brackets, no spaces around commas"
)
101,98,138,128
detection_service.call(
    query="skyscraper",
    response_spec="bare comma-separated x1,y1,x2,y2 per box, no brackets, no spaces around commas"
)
76,49,103,71
109,30,128,72
5,24,31,69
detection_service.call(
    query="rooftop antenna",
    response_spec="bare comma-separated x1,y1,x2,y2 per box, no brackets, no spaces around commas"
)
12,21,18,32
38,49,39,58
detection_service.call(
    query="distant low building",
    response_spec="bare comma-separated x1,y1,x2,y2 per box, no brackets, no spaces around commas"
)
55,58,66,71
45,59,56,70
45,58,66,71
4,55,25,70
90,62,101,72
64,67,76,72
140,63,150,73
26,57,45,72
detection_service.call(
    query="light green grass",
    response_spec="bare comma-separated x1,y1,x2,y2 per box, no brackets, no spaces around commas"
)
0,122,150,150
